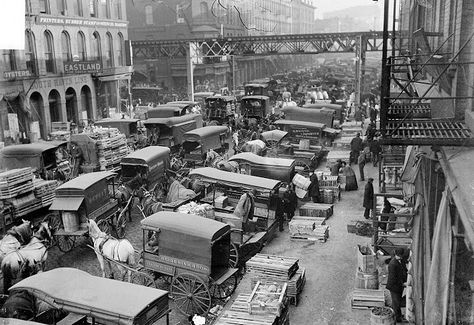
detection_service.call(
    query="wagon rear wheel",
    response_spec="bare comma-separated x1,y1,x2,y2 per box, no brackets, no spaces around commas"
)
228,242,239,268
171,273,211,316
57,236,75,252
209,274,238,300
44,213,61,247
115,214,127,239
295,160,311,175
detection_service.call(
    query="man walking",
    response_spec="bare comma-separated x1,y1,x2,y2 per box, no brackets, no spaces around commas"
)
363,178,374,219
358,150,366,181
350,133,363,165
386,248,407,322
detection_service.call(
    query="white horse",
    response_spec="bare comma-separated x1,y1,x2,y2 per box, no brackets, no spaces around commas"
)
87,219,135,282
1,221,52,293
0,219,33,261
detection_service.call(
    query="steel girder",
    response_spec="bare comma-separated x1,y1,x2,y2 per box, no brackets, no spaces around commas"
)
131,31,387,59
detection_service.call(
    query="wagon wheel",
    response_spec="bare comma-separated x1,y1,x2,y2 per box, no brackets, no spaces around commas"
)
57,235,75,253
209,274,238,300
97,219,110,235
228,242,239,269
114,213,127,239
295,160,311,175
131,269,156,288
171,273,211,316
44,213,61,247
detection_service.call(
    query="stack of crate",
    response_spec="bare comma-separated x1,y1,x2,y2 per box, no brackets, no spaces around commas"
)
0,168,34,199
246,254,306,306
33,179,59,207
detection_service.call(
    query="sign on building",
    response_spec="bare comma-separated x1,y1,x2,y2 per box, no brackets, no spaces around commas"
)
4,70,33,80
64,61,102,74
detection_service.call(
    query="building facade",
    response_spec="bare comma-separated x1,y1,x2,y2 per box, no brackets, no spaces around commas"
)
0,0,131,143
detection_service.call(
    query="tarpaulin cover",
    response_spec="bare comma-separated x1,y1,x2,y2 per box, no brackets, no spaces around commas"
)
424,191,452,324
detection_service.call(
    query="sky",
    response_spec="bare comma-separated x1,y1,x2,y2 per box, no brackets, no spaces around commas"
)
314,0,384,16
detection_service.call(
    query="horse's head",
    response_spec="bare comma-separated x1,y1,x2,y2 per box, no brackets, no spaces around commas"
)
14,219,33,245
33,221,52,244
87,219,103,240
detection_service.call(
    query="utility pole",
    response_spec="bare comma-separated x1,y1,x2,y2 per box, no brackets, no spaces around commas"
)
380,0,391,136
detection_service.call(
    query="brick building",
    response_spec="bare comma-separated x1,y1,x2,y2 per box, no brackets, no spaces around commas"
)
0,0,131,143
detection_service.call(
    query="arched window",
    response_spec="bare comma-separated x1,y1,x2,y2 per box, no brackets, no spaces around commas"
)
77,31,87,61
73,0,83,16
105,32,114,67
25,30,37,74
116,32,124,66
2,50,17,71
145,5,153,25
200,2,209,18
114,0,122,19
89,0,98,17
105,0,111,18
91,31,101,61
39,0,50,13
61,31,72,63
44,30,55,73
58,0,67,15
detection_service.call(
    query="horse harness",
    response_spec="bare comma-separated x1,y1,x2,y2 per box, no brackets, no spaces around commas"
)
98,235,122,261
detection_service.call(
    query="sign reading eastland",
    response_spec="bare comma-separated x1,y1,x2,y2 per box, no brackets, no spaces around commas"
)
36,16,127,28
64,61,102,74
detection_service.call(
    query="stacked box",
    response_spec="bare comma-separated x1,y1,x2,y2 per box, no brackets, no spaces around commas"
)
298,202,333,218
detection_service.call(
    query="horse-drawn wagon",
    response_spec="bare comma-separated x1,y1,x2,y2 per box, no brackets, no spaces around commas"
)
204,96,237,125
8,267,171,325
182,126,229,168
120,146,170,190
240,95,270,121
189,167,282,267
228,152,295,183
140,211,239,316
48,171,127,252
281,105,335,128
143,114,203,148
94,118,146,149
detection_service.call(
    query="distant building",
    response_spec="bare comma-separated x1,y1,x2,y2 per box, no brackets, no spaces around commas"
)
0,0,131,143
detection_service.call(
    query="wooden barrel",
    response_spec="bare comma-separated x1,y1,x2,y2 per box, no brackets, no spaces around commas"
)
61,211,80,232
355,269,379,290
370,307,395,325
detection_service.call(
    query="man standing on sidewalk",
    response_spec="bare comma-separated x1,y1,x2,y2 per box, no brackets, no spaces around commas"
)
358,150,366,181
386,248,408,322
350,133,363,165
363,178,374,219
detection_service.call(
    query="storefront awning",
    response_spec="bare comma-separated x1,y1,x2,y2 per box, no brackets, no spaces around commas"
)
438,147,474,248
50,197,83,211
97,73,130,82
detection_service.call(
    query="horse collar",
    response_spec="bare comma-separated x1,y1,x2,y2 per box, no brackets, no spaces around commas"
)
98,235,111,253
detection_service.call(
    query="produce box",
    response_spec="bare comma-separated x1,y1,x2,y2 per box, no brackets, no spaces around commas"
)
246,254,299,280
289,219,315,236
215,196,228,208
357,244,376,273
297,202,333,218
247,281,287,317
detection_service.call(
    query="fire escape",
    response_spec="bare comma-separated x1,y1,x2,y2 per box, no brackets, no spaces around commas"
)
379,4,474,146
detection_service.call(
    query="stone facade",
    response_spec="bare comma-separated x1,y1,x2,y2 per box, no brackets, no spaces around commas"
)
0,0,131,143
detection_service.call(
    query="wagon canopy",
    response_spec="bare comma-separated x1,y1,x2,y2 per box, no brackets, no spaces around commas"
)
273,119,326,130
147,105,185,118
10,268,169,325
141,211,230,242
94,119,139,136
121,146,170,166
183,126,228,152
189,167,281,192
261,130,288,143
281,106,335,127
143,114,201,127
229,152,294,168
0,143,58,171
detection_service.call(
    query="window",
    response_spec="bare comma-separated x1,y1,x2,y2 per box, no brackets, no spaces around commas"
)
91,31,101,61
114,0,122,19
105,32,113,67
61,31,72,63
2,50,17,71
77,31,87,61
58,0,67,15
200,2,209,18
116,32,124,66
25,30,37,74
44,31,55,73
105,0,111,18
74,0,83,16
39,0,50,13
25,0,31,14
89,0,98,17
145,5,153,25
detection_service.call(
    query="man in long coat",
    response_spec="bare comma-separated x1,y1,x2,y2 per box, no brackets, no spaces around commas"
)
309,172,320,203
386,248,407,322
350,133,363,164
363,178,374,219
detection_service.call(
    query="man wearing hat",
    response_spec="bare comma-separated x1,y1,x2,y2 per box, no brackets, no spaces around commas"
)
350,132,363,165
363,178,374,219
386,248,408,322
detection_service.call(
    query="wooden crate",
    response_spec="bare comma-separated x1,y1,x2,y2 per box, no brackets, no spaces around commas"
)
247,281,287,317
293,216,326,226
297,203,333,218
246,254,299,280
289,219,315,236
351,289,385,309
290,225,329,242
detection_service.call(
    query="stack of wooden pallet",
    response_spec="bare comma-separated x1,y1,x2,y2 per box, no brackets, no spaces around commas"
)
297,202,333,218
290,224,329,242
33,179,58,207
351,289,385,309
247,254,299,281
7,192,41,217
0,168,34,199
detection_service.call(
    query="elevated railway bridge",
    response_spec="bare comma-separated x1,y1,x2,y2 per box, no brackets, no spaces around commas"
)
130,31,392,106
